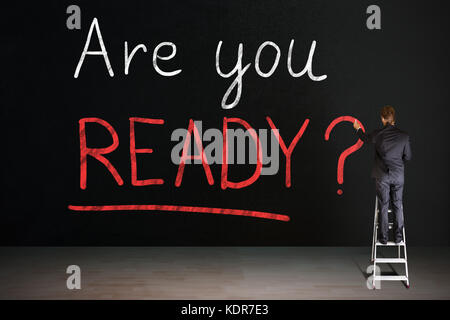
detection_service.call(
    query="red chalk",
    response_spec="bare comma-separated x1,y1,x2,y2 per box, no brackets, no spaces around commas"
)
325,116,365,194
68,204,290,222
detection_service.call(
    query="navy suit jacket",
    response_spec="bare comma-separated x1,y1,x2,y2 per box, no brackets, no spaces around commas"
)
357,124,412,182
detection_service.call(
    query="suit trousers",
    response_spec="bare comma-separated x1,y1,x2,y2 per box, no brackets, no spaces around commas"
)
375,177,405,242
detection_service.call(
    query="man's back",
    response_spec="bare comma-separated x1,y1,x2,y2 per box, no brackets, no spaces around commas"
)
358,123,412,181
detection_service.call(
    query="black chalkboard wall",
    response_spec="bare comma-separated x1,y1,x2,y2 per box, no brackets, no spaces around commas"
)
1,0,449,245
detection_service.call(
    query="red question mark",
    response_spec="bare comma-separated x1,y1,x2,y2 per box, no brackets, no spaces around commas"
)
324,116,365,195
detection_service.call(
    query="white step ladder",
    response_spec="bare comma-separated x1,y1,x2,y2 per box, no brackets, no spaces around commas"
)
371,196,410,288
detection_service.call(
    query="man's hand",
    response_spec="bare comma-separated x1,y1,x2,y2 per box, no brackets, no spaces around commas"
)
353,119,361,130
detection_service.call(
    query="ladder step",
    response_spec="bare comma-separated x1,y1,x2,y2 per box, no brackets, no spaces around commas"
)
374,275,408,281
377,209,393,213
376,241,405,246
375,258,406,263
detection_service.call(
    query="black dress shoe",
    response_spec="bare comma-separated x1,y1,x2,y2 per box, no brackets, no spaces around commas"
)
378,239,388,245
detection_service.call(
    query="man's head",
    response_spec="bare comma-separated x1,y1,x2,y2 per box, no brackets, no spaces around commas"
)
380,105,395,126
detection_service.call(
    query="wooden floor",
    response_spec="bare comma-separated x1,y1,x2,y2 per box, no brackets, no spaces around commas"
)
0,247,449,299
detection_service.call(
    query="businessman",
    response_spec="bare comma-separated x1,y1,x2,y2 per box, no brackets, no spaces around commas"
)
353,106,412,244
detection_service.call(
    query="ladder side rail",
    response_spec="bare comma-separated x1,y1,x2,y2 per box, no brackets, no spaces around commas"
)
371,196,378,261
403,227,410,286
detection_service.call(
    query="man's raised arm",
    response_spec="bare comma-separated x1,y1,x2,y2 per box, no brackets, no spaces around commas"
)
353,119,375,143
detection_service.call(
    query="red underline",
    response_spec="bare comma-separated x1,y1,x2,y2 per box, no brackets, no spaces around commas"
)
68,204,290,222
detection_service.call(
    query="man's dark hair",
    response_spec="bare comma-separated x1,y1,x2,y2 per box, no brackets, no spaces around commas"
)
381,105,395,124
